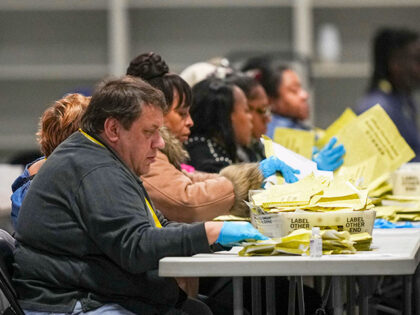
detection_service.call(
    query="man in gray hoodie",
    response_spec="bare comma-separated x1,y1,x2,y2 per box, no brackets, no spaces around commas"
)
13,76,267,315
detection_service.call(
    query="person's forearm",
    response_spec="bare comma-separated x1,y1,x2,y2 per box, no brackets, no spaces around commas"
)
204,221,223,245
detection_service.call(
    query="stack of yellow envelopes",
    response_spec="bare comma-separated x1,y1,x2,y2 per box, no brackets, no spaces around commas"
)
374,195,420,222
250,174,373,213
238,229,372,256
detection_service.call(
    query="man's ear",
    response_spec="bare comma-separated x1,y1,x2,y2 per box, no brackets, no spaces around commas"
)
103,117,120,143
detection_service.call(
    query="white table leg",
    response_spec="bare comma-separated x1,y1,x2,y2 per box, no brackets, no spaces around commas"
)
297,276,305,315
415,265,420,315
332,276,343,315
404,275,413,315
288,276,296,315
251,277,262,315
233,277,244,315
314,276,323,295
346,276,356,315
358,276,369,315
265,276,276,315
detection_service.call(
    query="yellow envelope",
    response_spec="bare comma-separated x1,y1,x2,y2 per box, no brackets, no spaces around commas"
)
262,136,285,184
273,127,315,159
212,215,251,221
335,105,415,190
311,198,367,211
262,135,275,158
316,108,357,148
280,228,312,242
368,181,393,198
373,206,398,219
393,214,419,222
251,174,327,207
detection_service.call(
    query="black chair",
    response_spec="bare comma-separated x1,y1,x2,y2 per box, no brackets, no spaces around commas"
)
0,229,24,315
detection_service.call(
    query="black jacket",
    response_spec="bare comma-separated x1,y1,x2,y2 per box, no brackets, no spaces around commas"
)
13,131,211,314
185,136,234,173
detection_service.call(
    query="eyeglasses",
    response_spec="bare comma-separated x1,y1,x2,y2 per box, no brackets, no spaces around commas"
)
249,106,271,117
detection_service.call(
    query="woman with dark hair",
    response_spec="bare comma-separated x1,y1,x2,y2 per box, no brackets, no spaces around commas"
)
127,52,266,221
357,27,420,161
127,52,301,219
225,73,271,162
185,77,252,172
186,77,300,184
185,79,324,315
242,58,345,172
242,58,310,136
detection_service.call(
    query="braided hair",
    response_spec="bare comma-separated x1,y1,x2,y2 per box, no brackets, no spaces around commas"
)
127,52,192,112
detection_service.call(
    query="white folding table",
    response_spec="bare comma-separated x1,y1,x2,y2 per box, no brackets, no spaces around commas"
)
159,229,420,314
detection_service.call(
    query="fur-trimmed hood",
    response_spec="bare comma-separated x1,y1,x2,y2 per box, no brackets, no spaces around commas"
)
158,127,264,218
220,163,264,217
159,127,189,169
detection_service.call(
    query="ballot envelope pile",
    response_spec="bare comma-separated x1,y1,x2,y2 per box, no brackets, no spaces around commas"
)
376,163,420,222
252,104,418,237
374,195,420,222
368,164,420,225
273,105,415,198
248,174,376,238
239,229,372,256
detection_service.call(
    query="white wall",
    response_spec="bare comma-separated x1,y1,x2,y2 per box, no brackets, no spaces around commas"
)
0,2,419,160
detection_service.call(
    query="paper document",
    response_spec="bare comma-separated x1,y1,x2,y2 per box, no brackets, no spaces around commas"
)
316,108,357,148
335,104,415,190
273,128,315,159
261,137,332,181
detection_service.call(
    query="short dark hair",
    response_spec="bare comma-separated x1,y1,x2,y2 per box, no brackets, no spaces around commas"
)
127,52,192,111
241,57,289,99
369,27,419,91
80,76,166,135
190,77,237,160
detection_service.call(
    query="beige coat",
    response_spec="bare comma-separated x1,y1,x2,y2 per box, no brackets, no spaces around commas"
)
141,129,264,222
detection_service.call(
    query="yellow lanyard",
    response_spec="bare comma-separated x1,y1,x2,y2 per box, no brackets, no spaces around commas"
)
80,129,162,228
79,129,105,147
145,198,162,228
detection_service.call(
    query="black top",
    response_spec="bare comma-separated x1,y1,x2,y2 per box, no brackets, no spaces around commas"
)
185,136,233,173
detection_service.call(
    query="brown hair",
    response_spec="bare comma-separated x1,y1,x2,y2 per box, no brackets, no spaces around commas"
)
80,76,166,135
37,93,90,157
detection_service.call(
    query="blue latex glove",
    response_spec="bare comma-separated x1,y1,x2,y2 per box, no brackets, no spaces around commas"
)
374,218,396,229
312,137,345,171
374,218,416,229
216,222,269,247
259,156,300,183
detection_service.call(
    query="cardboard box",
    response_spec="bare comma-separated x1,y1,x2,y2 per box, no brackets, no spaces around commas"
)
250,208,376,239
391,163,420,196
